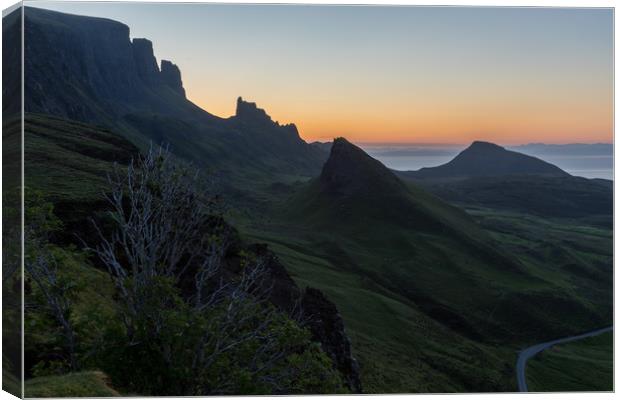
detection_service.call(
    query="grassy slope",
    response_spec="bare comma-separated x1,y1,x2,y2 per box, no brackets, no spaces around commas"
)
236,172,612,393
3,116,23,399
241,177,519,392
23,113,138,202
405,175,613,221
471,207,613,328
19,114,612,394
243,227,516,392
18,114,126,397
25,371,120,397
526,331,613,392
23,246,120,397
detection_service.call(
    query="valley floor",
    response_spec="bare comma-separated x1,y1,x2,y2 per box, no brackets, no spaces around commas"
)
524,330,613,392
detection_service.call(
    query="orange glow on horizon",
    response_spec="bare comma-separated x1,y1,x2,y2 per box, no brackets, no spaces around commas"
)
187,90,613,146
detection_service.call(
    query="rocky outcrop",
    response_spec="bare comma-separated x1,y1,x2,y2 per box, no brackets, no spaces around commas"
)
246,243,301,313
132,38,160,84
22,6,193,124
234,97,301,140
227,96,328,172
171,230,361,393
19,6,327,177
301,288,362,393
249,244,362,393
235,97,272,124
160,60,185,96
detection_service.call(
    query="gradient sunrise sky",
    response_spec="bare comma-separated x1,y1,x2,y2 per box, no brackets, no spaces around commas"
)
29,2,613,145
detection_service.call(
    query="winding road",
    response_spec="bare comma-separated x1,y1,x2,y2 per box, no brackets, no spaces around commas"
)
516,326,613,392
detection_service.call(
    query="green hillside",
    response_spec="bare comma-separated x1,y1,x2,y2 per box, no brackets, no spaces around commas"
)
11,6,613,394
526,331,613,392
16,113,612,394
401,174,613,221
238,138,612,392
24,113,138,202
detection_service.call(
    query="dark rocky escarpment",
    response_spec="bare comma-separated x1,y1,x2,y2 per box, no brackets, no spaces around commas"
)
18,7,327,176
233,96,303,142
22,6,213,126
301,288,362,393
132,38,160,84
248,244,362,393
2,6,21,116
235,97,272,124
228,97,328,172
49,195,361,393
160,60,185,96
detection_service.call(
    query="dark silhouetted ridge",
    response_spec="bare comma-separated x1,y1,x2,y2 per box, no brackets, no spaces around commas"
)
396,141,611,218
291,137,479,235
408,140,569,179
21,6,218,127
320,138,407,197
160,60,185,96
234,97,300,135
235,97,272,123
16,7,327,176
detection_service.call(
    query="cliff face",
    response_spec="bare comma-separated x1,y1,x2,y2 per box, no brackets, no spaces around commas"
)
160,60,185,96
2,7,21,116
234,96,302,142
229,97,328,171
235,97,272,124
22,7,211,125
248,244,362,393
132,38,160,84
301,288,362,393
19,7,327,176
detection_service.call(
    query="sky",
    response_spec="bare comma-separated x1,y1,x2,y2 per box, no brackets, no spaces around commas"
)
28,2,613,145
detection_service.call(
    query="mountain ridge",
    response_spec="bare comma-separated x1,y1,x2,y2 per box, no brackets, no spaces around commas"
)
396,141,612,219
18,6,327,178
320,137,408,198
282,137,608,352
404,140,569,180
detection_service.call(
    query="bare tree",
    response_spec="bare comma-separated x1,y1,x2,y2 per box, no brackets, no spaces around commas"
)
86,145,298,394
86,146,224,338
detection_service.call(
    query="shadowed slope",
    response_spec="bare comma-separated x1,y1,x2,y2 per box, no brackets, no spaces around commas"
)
270,138,611,392
321,137,408,197
293,138,456,232
293,138,497,238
